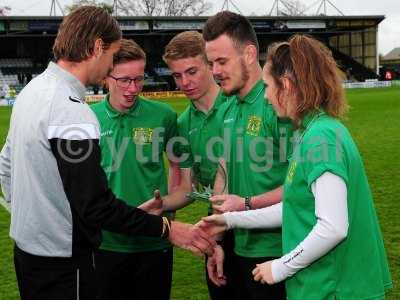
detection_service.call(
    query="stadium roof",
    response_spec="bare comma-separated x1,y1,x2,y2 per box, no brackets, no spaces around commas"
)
382,48,400,61
0,15,385,20
0,15,385,37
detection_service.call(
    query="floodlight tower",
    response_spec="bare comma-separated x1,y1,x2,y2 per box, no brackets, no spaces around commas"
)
221,0,243,14
268,0,281,16
268,0,303,16
314,0,344,15
49,0,64,16
298,0,344,16
113,0,119,17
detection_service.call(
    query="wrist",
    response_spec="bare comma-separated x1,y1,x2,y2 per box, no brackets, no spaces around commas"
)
271,257,292,283
244,196,252,211
162,194,171,209
161,217,171,239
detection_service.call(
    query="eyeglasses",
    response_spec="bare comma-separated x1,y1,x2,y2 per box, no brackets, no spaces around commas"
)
108,75,145,88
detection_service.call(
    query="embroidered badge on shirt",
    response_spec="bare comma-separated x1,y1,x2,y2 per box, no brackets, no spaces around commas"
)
246,116,262,136
133,128,153,145
286,161,297,184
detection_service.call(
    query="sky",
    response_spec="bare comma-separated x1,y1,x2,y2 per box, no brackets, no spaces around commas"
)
2,0,399,55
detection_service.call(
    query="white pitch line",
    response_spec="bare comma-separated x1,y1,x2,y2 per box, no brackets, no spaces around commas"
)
0,196,10,213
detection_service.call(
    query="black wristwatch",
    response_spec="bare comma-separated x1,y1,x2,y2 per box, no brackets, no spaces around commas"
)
244,196,252,211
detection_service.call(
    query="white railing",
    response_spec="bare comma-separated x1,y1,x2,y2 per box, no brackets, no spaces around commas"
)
342,81,393,89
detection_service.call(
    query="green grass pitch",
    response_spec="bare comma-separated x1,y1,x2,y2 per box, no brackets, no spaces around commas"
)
0,86,399,299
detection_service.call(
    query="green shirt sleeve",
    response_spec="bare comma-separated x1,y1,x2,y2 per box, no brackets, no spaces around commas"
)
177,115,194,169
164,109,181,161
302,127,349,187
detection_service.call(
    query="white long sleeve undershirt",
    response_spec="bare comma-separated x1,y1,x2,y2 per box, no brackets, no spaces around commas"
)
223,172,349,283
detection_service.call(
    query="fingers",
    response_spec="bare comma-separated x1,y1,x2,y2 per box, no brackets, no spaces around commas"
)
154,189,162,201
210,195,227,213
207,258,220,286
196,227,216,247
254,272,263,282
179,225,216,256
207,257,226,287
252,265,259,276
252,266,263,282
191,236,214,256
210,194,226,204
252,263,274,285
216,256,224,279
185,245,205,258
201,214,224,225
169,221,217,257
207,257,215,275
211,204,225,214
201,215,227,229
198,217,227,236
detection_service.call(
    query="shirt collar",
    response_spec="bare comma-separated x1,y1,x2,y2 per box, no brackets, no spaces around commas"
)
236,79,264,104
301,110,326,130
104,94,140,119
190,89,225,116
47,62,86,100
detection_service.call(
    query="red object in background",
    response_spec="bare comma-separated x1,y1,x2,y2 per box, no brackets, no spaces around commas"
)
385,71,393,80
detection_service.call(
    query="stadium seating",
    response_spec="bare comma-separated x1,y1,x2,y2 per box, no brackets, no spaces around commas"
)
0,58,42,87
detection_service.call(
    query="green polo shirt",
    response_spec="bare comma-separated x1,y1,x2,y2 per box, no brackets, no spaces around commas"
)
91,95,177,253
221,80,293,258
177,91,230,189
283,112,392,300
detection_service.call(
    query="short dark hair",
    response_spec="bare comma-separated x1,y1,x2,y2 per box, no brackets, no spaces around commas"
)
202,11,259,54
114,39,146,65
53,6,121,62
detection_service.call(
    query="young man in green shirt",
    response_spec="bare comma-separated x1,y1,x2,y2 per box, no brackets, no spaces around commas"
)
201,34,392,300
202,11,293,299
91,39,178,300
162,31,236,300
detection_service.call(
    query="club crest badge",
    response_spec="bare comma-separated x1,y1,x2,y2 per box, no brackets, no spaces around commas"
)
133,128,153,145
246,116,262,136
286,161,297,184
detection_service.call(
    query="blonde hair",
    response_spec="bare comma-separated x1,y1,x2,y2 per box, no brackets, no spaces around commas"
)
163,31,206,63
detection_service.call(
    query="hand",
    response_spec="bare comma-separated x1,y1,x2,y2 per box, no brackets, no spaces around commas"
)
168,221,216,257
196,214,228,236
252,260,275,285
138,190,163,215
207,245,226,286
210,194,245,213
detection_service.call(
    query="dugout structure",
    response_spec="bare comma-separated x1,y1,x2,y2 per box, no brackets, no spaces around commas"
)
0,14,384,91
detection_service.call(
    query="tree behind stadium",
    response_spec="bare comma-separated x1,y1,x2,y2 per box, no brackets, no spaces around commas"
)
67,0,212,16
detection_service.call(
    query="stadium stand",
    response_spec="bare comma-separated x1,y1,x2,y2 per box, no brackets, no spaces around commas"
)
0,15,386,96
380,47,400,80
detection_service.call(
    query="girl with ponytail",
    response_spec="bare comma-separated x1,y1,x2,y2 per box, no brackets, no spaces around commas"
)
202,34,392,299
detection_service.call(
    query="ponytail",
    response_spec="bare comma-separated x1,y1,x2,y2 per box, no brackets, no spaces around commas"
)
267,34,347,126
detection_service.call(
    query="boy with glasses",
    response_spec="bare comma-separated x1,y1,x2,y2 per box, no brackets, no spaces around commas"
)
91,39,178,300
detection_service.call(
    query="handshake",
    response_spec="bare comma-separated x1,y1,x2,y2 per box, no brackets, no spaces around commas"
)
138,190,229,257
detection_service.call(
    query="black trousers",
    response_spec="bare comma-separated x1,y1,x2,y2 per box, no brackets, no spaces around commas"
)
95,247,173,300
205,230,237,300
233,254,286,300
14,245,97,300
